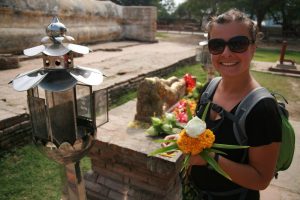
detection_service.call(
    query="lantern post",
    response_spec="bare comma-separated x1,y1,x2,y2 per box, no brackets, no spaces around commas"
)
10,17,108,200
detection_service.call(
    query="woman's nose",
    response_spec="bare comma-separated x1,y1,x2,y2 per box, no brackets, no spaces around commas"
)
221,45,232,56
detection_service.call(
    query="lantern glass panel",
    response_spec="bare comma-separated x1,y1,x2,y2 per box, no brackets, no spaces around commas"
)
28,96,48,142
76,84,92,120
46,89,77,145
94,89,109,127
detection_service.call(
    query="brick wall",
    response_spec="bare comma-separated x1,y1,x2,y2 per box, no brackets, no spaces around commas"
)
0,114,31,150
84,99,184,200
0,1,156,54
85,142,182,200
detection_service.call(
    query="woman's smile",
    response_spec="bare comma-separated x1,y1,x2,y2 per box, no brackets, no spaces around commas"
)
219,61,239,67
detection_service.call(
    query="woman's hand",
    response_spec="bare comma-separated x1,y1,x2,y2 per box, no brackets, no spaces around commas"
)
161,134,179,148
189,152,215,166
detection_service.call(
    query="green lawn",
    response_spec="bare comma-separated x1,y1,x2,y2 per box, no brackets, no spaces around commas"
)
254,48,300,63
0,144,91,200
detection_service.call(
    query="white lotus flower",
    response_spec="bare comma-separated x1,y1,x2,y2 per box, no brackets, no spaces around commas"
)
185,116,206,138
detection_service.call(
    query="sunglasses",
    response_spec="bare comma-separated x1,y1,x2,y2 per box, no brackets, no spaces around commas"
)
208,36,254,55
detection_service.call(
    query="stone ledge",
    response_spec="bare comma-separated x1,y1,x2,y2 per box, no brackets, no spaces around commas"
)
86,100,183,199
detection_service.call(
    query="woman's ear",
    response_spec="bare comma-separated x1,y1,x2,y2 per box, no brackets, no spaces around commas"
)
250,43,257,57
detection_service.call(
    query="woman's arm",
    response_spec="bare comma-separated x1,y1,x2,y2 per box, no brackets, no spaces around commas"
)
189,142,280,190
219,142,280,190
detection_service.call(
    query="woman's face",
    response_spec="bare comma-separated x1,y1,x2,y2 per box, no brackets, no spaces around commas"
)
209,21,256,78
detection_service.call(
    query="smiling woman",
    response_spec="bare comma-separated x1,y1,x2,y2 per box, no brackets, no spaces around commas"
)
163,8,283,200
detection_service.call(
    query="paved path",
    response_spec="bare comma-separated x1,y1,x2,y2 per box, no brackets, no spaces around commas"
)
1,37,299,199
0,40,196,121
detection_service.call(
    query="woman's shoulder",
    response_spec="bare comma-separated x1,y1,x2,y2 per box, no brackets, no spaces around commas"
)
249,97,279,116
246,97,282,146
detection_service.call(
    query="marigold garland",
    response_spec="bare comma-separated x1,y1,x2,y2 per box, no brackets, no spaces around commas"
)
177,129,215,155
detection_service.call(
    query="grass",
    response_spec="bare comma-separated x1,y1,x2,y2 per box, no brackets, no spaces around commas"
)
0,144,62,200
0,144,92,200
167,63,207,83
254,48,300,63
251,71,300,103
156,32,169,39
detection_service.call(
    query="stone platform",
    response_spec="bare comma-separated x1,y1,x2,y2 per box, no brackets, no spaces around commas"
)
86,99,183,199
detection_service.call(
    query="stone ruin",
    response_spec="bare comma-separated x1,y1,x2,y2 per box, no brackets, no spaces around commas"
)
135,76,186,123
0,0,157,69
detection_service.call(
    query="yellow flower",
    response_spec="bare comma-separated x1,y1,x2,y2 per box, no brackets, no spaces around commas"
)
177,129,215,155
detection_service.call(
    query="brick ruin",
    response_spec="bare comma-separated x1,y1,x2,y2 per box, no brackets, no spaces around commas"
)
0,0,157,68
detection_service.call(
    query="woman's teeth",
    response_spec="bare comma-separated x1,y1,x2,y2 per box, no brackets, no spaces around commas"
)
221,62,237,66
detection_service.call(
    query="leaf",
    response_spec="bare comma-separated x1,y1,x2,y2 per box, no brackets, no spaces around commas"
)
186,103,193,121
212,143,249,149
200,150,231,180
175,122,185,129
162,123,173,134
181,154,191,173
145,126,158,136
206,148,227,155
147,143,178,156
171,127,182,134
151,117,162,127
201,101,211,121
165,113,177,124
183,154,190,169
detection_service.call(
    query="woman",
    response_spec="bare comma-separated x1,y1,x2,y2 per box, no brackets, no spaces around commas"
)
165,9,282,200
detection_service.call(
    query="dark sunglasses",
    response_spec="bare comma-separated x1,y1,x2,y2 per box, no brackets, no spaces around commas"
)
208,36,254,55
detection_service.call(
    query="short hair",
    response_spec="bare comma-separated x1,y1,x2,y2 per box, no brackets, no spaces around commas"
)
206,9,259,42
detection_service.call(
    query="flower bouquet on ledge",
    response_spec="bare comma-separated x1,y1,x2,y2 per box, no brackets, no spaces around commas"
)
145,73,203,137
148,102,249,180
145,98,196,136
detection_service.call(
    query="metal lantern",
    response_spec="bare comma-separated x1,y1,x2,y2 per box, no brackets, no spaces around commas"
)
10,17,108,200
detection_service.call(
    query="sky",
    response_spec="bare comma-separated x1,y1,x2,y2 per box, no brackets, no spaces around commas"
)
174,0,186,7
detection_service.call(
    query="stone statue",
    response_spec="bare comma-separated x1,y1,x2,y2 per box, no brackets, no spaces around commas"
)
135,76,186,123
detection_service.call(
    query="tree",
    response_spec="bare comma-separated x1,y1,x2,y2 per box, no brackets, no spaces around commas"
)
269,0,300,36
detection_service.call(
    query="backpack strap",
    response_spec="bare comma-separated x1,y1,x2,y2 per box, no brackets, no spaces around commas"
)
199,78,275,150
196,77,222,120
234,87,274,146
199,77,222,105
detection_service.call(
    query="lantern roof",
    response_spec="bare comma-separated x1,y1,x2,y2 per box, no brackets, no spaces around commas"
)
10,17,103,92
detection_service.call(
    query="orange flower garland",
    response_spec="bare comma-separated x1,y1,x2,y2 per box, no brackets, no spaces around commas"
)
177,129,215,156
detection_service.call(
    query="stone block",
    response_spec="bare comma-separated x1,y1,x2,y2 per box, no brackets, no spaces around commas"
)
0,54,19,69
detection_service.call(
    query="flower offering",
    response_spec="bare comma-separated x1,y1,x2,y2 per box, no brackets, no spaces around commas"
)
148,103,249,180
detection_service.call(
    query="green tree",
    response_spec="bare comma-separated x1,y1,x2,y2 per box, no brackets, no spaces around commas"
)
270,0,300,36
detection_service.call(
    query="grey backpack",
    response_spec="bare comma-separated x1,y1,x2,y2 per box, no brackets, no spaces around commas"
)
198,77,295,175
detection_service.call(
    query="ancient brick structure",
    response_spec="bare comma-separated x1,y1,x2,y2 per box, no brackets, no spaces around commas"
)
0,114,31,150
0,0,157,55
85,100,183,200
